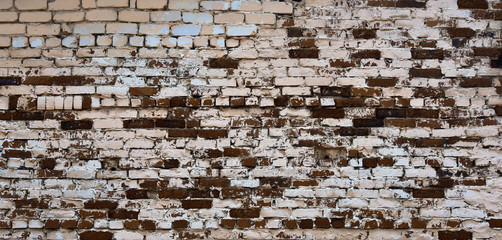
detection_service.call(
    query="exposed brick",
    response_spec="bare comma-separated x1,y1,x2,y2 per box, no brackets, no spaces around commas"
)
289,49,319,58
409,68,443,78
182,199,212,209
457,0,488,9
447,28,475,38
0,77,21,85
230,208,260,218
61,120,93,130
130,87,158,95
352,29,376,39
413,189,445,198
209,58,239,69
438,230,473,240
351,50,381,59
367,78,398,87
312,109,345,118
80,231,113,240
411,49,444,59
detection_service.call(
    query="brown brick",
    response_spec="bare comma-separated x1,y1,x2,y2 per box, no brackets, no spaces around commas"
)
172,220,189,229
413,88,445,98
52,76,88,86
473,48,502,58
15,199,48,208
123,119,155,128
352,29,376,39
130,87,158,95
84,200,118,209
329,59,358,68
299,219,314,229
413,189,444,198
363,158,378,168
199,178,230,188
155,119,185,128
169,129,198,138
209,58,239,69
126,189,149,199
376,109,407,119
223,148,250,157
61,220,77,229
447,28,475,38
408,109,439,118
221,219,236,228
409,68,443,78
459,78,492,87
457,0,488,9
367,77,398,87
353,119,384,127
23,76,52,85
45,219,60,229
108,209,139,219
80,231,113,240
489,219,502,228
320,87,351,97
289,49,319,58
411,49,444,59
12,111,44,120
140,220,156,230
3,150,32,159
312,109,345,118
260,178,291,188
182,200,212,209
351,50,381,59
198,129,228,139
396,0,426,8
61,120,93,130
230,208,260,218
438,230,472,240
222,188,251,198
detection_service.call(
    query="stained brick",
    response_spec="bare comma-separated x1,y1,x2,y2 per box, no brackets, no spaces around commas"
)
182,199,212,209
409,68,443,78
209,58,239,69
353,119,384,127
230,208,260,218
413,189,445,198
438,230,473,240
320,87,351,97
80,231,113,240
130,87,158,95
289,49,319,59
447,28,475,38
351,50,381,59
352,29,376,39
367,78,398,87
312,109,345,118
0,77,21,85
457,0,488,9
411,49,444,59
61,120,93,130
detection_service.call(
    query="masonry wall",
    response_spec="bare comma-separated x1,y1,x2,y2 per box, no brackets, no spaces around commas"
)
0,0,501,239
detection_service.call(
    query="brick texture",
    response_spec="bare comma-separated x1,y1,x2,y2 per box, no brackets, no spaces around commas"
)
0,0,501,239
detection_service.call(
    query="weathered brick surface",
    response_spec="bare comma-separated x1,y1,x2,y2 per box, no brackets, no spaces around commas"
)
0,0,500,239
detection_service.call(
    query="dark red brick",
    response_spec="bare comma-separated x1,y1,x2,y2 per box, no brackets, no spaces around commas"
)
123,119,155,128
412,49,444,59
438,230,472,240
447,28,475,38
414,88,445,98
376,109,407,119
312,109,345,118
230,208,260,218
2,150,32,159
15,199,48,208
289,49,319,59
126,189,149,199
182,200,212,209
155,119,185,128
473,48,502,58
129,87,158,95
12,111,44,120
108,209,139,219
199,178,230,188
260,178,291,188
198,129,228,139
320,87,351,97
367,77,398,87
459,78,492,87
209,58,239,69
353,119,384,127
169,129,197,138
61,120,93,130
489,219,502,228
352,29,376,39
80,231,113,240
413,189,445,198
457,0,488,9
351,50,381,59
409,68,443,78
84,200,118,209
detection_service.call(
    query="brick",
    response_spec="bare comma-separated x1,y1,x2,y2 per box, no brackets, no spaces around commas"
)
457,0,488,9
438,230,473,240
230,208,260,218
312,109,345,118
61,120,93,130
84,200,118,209
15,0,47,10
289,49,319,59
411,49,444,59
409,68,443,78
97,0,128,7
209,58,239,69
108,209,139,219
413,189,444,198
262,2,292,14
130,87,158,95
353,29,376,39
0,77,21,85
447,28,475,38
80,231,113,240
473,48,502,58
182,200,212,209
137,0,167,9
351,50,381,59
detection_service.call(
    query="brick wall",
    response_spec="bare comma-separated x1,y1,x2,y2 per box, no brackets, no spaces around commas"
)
0,0,501,239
